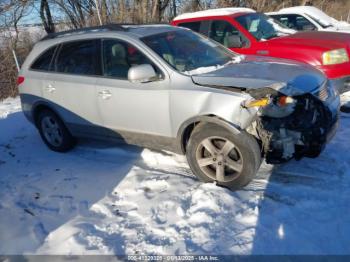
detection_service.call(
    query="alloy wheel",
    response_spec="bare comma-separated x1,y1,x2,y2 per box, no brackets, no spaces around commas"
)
195,136,243,182
41,116,63,147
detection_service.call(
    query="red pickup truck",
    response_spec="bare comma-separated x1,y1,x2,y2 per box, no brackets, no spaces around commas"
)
171,8,350,94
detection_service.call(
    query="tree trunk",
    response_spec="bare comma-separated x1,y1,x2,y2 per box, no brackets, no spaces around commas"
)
173,0,177,18
101,0,109,23
40,0,55,34
151,0,159,22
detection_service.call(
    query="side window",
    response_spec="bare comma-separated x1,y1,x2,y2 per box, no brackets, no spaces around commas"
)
55,40,100,76
178,21,201,32
30,46,57,71
271,15,289,27
209,20,249,48
102,39,159,79
295,15,316,31
274,14,316,31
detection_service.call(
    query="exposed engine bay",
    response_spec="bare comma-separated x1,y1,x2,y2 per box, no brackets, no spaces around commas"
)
191,65,340,164
245,89,339,164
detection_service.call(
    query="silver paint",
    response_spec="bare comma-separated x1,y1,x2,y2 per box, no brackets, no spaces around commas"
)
18,25,338,156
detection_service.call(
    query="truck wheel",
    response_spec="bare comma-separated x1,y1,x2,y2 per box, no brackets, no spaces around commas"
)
37,109,76,152
186,123,261,190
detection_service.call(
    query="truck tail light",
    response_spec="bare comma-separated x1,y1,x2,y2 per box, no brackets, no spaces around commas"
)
17,76,25,85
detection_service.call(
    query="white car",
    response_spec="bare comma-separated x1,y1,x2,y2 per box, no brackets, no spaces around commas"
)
268,6,350,108
268,6,350,33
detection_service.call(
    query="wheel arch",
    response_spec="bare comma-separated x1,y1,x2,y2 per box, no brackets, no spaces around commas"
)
177,115,242,154
32,101,62,128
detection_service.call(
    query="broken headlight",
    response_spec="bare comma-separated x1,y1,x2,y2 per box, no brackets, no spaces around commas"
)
243,95,296,118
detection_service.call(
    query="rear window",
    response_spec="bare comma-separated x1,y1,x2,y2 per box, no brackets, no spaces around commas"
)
178,21,201,32
30,46,57,71
55,40,100,76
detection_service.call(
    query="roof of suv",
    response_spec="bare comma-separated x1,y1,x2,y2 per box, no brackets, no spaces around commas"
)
40,24,180,42
173,7,255,21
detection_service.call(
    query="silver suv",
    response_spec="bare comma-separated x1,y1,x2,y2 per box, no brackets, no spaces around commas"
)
19,24,340,189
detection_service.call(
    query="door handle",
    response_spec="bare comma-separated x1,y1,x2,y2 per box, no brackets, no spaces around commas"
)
98,90,112,100
45,84,56,93
256,50,269,55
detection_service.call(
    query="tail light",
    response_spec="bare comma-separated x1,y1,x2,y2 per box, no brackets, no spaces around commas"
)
17,76,25,85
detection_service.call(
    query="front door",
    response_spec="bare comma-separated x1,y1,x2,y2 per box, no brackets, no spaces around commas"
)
95,39,172,142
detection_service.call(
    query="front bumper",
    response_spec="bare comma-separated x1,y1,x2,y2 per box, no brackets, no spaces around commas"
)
330,76,350,95
257,92,340,164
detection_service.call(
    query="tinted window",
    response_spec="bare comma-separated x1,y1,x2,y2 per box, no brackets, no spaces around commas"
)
31,46,57,71
178,22,201,32
272,14,316,31
102,39,157,79
55,40,100,75
209,20,249,48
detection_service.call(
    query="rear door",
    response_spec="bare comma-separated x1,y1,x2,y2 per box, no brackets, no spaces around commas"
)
208,19,251,52
24,45,57,105
43,39,103,137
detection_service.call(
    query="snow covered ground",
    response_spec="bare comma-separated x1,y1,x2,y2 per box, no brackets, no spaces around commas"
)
1,97,350,255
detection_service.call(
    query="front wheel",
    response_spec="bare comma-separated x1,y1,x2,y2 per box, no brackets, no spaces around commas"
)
37,110,76,152
186,123,261,190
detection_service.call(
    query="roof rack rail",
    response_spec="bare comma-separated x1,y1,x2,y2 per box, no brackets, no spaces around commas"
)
40,24,132,41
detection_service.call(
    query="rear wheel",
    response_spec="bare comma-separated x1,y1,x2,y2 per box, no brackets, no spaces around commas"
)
37,110,76,152
186,123,261,190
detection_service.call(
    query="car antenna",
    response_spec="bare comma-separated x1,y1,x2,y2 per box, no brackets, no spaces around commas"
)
94,0,103,26
12,49,20,72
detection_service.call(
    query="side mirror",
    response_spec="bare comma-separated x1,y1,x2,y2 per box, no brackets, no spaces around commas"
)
226,35,243,48
128,64,157,83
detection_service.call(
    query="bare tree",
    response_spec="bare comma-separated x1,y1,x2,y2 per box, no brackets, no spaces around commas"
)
0,1,34,99
51,0,97,28
151,0,170,22
0,1,34,48
40,0,55,33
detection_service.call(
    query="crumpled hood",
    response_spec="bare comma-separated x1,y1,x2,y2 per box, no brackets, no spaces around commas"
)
191,56,326,96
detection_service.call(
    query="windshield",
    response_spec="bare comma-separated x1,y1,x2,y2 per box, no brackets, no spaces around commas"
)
236,13,291,40
305,14,332,28
141,29,239,75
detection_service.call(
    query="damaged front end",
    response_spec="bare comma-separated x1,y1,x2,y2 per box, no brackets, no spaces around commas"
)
245,81,340,164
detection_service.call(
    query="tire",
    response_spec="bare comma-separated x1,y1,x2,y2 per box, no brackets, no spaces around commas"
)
340,104,350,113
37,109,76,152
186,123,261,190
